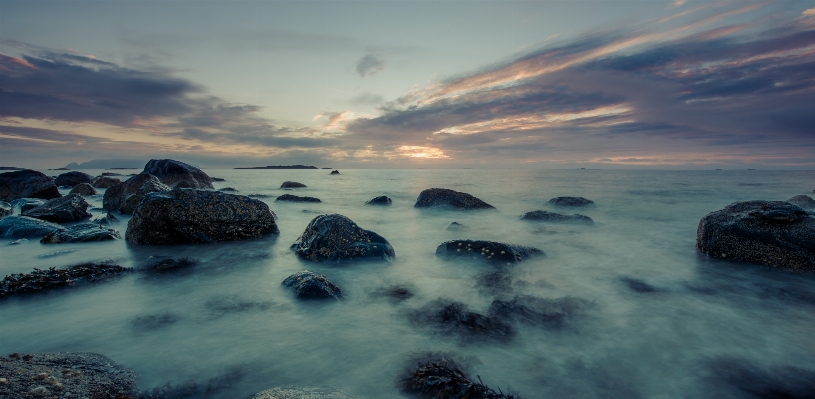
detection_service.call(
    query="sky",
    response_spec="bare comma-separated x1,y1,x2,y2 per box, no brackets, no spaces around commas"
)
1,0,814,169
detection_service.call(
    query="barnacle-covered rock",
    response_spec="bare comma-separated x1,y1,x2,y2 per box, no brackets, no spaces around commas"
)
291,214,395,262
435,239,544,264
414,188,494,210
1,263,128,297
249,387,355,399
282,270,343,299
401,354,523,399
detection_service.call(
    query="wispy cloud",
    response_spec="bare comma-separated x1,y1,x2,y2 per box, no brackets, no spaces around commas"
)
356,52,385,77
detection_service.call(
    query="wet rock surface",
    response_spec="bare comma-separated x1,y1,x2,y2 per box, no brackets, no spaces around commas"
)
0,262,128,298
276,194,322,202
445,222,469,231
519,210,593,224
291,213,395,261
92,213,119,226
282,270,343,299
696,200,815,271
0,169,61,201
0,216,65,239
69,182,97,196
219,187,238,192
0,352,138,398
40,223,120,243
548,197,594,207
435,240,544,264
0,201,10,218
787,194,815,209
103,174,171,214
409,300,515,342
366,195,392,205
12,198,45,213
280,181,307,188
55,171,93,187
249,387,355,399
126,188,279,244
141,257,197,274
92,176,122,188
21,194,91,223
414,188,495,210
401,355,523,399
330,170,340,175
488,295,591,327
141,158,214,189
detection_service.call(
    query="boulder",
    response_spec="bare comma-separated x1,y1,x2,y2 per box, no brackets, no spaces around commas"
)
126,188,279,244
141,159,213,189
0,201,10,218
365,195,392,205
40,224,120,244
402,355,523,399
69,183,97,196
0,169,61,201
1,263,128,298
21,194,91,223
249,387,355,399
435,239,544,264
696,200,815,271
445,222,469,231
103,174,170,214
91,176,122,188
211,177,225,182
281,270,343,300
414,188,494,210
280,181,307,189
519,210,593,224
0,216,65,239
291,214,395,261
548,196,594,206
276,194,321,203
0,352,137,398
92,213,119,226
787,195,815,209
330,170,340,175
54,171,93,187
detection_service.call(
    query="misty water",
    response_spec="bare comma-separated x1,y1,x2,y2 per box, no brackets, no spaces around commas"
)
2,169,815,398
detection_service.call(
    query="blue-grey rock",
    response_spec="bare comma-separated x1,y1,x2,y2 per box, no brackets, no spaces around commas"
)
55,171,93,187
0,216,65,239
787,195,815,209
445,222,469,231
436,239,544,264
21,194,91,223
365,195,392,205
291,214,395,262
249,387,355,399
0,169,61,201
41,224,120,243
276,194,321,203
282,270,343,300
0,201,10,218
414,188,494,210
91,176,122,188
69,183,97,196
103,174,170,214
141,159,213,189
548,196,594,206
520,210,593,224
11,198,45,213
280,181,307,189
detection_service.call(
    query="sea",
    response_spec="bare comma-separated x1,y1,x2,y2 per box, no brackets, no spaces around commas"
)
1,168,814,398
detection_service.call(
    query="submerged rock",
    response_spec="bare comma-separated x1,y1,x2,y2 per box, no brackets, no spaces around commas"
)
291,214,395,262
126,189,278,244
414,188,494,210
280,181,307,189
91,176,122,188
410,300,515,342
276,194,321,203
211,177,225,182
0,262,128,297
101,172,122,176
142,257,197,274
282,270,343,299
21,194,91,223
445,222,469,231
519,210,593,224
55,171,92,187
69,183,97,196
141,158,214,189
402,355,523,399
620,277,659,293
787,195,815,209
40,224,120,243
330,170,340,175
366,195,392,205
0,169,61,201
12,198,45,213
709,357,815,399
435,240,544,264
92,213,119,226
0,216,65,239
488,295,591,327
249,387,355,399
475,271,513,295
103,174,170,214
0,201,10,218
219,187,238,192
696,200,815,271
548,197,594,207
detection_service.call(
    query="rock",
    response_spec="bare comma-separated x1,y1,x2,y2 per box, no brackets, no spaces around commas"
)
0,169,61,201
101,172,122,176
409,300,515,342
142,257,197,274
0,352,137,398
787,195,815,209
211,177,225,182
69,183,97,196
54,171,93,187
219,187,238,192
435,240,544,264
414,188,494,210
282,270,343,299
519,210,593,224
377,285,415,301
488,295,591,327
9,238,28,245
0,201,10,218
91,176,122,188
92,213,119,226
548,196,594,206
0,262,128,297
40,224,120,243
330,170,340,175
709,357,815,399
126,188,279,244
21,194,91,223
620,277,659,293
141,158,213,189
475,271,513,295
401,355,523,399
0,216,65,239
280,181,307,189
697,201,815,271
276,194,321,203
291,214,395,261
103,174,170,214
249,387,355,399
445,222,469,231
12,198,45,213
365,195,392,205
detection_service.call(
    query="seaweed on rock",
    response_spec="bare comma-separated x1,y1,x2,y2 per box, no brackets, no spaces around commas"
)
401,354,523,399
1,262,128,298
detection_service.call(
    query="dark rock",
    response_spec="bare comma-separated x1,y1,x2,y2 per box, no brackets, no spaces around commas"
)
620,277,659,293
275,194,321,202
91,176,122,188
22,194,91,223
696,200,815,271
366,195,392,205
12,198,45,213
445,222,469,231
0,352,138,398
409,300,515,342
40,224,120,243
101,172,122,176
92,213,119,226
69,183,97,196
0,216,65,239
374,285,415,301
475,271,513,295
291,213,395,262
0,169,61,201
142,257,197,274
548,197,595,206
219,187,238,192
141,158,214,189
126,188,279,244
55,171,93,187
415,188,494,210
330,170,340,175
519,210,593,224
709,357,815,399
130,313,180,332
247,194,271,198
249,387,355,399
788,195,815,209
435,240,544,264
9,238,28,245
488,295,591,327
103,174,170,214
0,262,128,298
280,181,307,188
282,270,343,299
401,355,523,399
211,177,225,182
0,201,10,218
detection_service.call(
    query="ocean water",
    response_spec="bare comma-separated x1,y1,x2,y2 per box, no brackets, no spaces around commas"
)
2,169,814,398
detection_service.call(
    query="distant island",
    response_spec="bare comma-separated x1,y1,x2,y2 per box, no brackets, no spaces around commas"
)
235,165,318,170
0,166,25,170
66,159,146,169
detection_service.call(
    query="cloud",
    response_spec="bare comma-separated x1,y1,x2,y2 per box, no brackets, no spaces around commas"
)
355,52,385,77
349,92,385,106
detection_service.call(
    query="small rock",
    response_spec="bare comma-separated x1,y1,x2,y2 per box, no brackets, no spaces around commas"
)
219,187,238,192
22,194,91,223
548,196,595,206
275,194,321,202
444,221,469,231
9,238,29,245
211,177,225,182
69,183,97,196
519,210,593,224
92,213,119,226
29,386,49,397
280,181,307,189
291,214,395,262
414,188,494,210
330,170,340,175
401,355,523,399
365,195,392,205
282,270,343,300
249,387,355,399
40,223,120,243
91,176,122,188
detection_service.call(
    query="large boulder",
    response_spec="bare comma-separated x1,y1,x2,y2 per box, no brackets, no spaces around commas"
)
54,171,93,187
414,188,494,210
69,183,97,196
21,194,91,223
0,216,65,239
787,195,815,209
281,270,344,300
91,176,122,188
436,239,545,264
41,224,120,243
126,188,279,244
141,159,213,189
280,181,307,188
103,174,170,214
548,196,594,206
0,201,10,218
520,210,593,224
366,195,392,205
0,169,61,201
249,387,355,399
696,201,815,271
291,214,395,261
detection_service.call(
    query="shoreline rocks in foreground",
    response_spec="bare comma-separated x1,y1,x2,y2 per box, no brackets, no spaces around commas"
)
40,224,120,244
282,270,344,300
21,194,91,223
436,239,544,264
126,189,279,244
520,210,593,224
0,169,61,201
291,214,395,261
0,216,65,239
141,158,214,189
697,200,815,271
414,188,495,210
